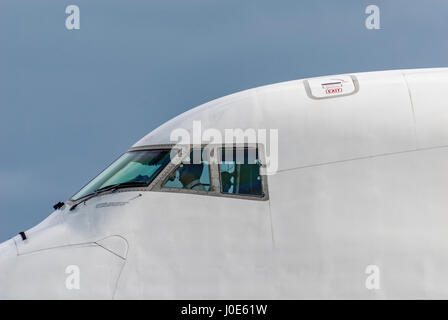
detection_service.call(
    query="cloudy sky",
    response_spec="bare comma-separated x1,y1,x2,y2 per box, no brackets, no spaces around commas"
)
0,0,447,241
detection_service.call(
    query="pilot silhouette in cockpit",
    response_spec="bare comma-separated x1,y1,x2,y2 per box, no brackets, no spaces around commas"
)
178,164,207,191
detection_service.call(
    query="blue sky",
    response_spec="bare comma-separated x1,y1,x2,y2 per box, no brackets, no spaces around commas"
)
0,0,447,241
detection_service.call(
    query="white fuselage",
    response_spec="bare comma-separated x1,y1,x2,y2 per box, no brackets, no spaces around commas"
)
1,68,448,299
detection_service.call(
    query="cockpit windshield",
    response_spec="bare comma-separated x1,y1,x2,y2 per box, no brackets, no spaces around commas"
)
72,149,171,201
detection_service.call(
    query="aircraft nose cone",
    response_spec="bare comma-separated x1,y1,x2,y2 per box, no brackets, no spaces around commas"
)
0,239,18,299
0,238,17,260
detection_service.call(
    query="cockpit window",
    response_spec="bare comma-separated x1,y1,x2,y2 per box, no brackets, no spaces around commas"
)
163,149,211,191
219,147,263,197
72,149,171,200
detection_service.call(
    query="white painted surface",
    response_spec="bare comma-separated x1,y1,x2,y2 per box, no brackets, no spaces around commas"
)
2,68,448,299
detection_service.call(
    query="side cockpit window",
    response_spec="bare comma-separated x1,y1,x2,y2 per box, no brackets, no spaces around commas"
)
163,149,211,192
160,146,266,199
219,147,263,197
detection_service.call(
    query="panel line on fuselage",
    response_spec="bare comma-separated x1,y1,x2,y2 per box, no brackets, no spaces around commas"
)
275,143,448,174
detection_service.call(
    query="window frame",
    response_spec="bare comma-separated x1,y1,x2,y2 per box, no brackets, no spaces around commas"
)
150,144,269,201
67,143,270,207
216,146,266,199
159,150,215,195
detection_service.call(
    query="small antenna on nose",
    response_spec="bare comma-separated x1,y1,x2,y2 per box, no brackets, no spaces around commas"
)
19,231,27,241
53,202,65,210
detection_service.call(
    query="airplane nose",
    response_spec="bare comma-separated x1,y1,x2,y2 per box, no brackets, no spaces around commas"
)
0,235,128,299
0,239,18,299
0,238,17,261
